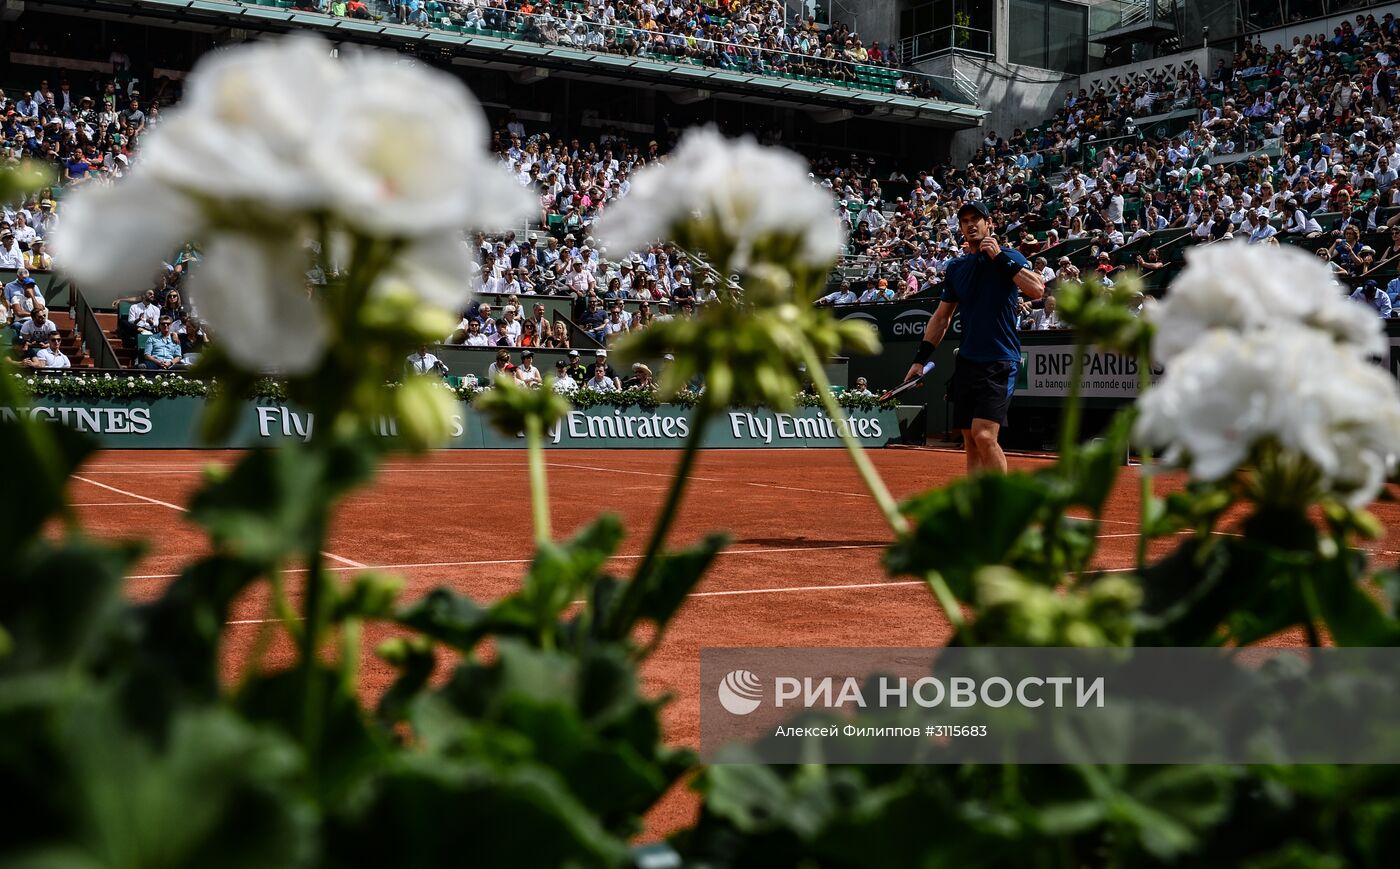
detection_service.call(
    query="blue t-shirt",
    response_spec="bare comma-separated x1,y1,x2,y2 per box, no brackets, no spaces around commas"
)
939,248,1030,363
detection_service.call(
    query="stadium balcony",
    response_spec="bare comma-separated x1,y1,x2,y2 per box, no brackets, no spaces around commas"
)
50,0,986,129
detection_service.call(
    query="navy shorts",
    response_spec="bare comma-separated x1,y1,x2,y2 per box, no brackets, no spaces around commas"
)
951,356,1017,429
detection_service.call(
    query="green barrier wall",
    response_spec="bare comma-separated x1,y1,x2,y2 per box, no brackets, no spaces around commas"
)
1,268,69,309
2,398,898,450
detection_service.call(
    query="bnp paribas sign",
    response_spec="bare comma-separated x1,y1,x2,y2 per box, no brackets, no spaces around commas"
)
10,399,897,450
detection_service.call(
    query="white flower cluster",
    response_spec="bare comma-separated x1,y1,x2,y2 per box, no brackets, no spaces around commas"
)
1137,244,1400,506
1149,244,1386,363
596,126,845,272
53,36,529,374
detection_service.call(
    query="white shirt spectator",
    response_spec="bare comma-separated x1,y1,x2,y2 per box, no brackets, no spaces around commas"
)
585,372,618,392
32,345,70,368
515,359,543,387
406,349,444,374
129,299,161,332
0,240,22,269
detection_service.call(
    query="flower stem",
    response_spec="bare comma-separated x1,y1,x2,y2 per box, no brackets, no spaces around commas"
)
300,519,327,763
340,618,361,696
525,414,551,547
1058,340,1087,458
630,401,708,599
799,344,908,536
1297,573,1324,648
924,570,967,632
1135,345,1155,571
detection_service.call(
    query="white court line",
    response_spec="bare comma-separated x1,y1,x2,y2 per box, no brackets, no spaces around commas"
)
546,462,870,499
73,475,188,511
70,501,149,507
127,541,889,581
72,475,368,570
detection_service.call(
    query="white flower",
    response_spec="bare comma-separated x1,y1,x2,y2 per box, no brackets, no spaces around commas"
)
596,126,845,270
1151,243,1384,362
1136,327,1400,506
186,234,330,375
317,51,531,236
140,36,342,210
379,232,477,311
49,174,203,295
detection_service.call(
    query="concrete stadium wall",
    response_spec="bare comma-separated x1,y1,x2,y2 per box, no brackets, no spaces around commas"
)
915,1,1074,162
931,55,1073,162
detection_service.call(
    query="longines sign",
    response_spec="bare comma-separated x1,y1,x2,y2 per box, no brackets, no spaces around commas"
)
3,399,897,450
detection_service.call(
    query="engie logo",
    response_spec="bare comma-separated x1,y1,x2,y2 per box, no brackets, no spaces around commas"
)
891,309,932,338
718,670,763,715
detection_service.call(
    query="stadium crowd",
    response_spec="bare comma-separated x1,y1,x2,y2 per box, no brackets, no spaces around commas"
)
288,0,938,97
7,6,1400,376
811,8,1400,323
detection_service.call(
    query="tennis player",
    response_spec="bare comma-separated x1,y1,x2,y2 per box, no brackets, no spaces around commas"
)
904,201,1045,473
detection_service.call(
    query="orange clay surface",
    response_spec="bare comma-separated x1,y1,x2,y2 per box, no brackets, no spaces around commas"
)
66,447,1400,839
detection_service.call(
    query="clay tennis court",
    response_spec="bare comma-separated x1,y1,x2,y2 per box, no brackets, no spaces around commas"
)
65,446,1400,836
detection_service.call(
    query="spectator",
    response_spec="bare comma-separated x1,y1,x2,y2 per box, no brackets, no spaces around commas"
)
1024,294,1064,330
406,343,447,375
1351,280,1394,317
858,279,895,303
585,360,619,392
23,332,69,369
139,316,187,369
23,239,51,271
515,349,543,387
622,362,654,389
486,349,513,381
458,318,487,346
0,232,21,269
553,359,578,393
817,281,858,306
17,305,57,351
4,270,44,322
126,288,161,341
564,348,588,384
849,376,874,396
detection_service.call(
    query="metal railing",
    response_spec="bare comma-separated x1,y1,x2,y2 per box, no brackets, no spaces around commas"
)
294,3,969,104
897,25,994,64
72,287,121,371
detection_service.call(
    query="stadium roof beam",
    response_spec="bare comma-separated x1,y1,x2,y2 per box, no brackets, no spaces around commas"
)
810,108,854,125
28,0,987,130
668,89,711,106
510,67,550,85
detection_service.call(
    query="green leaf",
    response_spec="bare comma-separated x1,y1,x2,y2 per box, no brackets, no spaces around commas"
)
323,754,630,867
375,637,436,726
1060,408,1133,514
884,474,1050,597
0,537,136,676
1311,550,1400,646
333,571,404,622
111,556,266,736
1,693,314,869
188,439,375,564
238,666,391,810
396,588,536,653
1134,536,1312,647
508,515,625,630
0,414,96,555
603,532,729,646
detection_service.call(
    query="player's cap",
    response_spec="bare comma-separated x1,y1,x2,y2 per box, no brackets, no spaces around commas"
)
957,201,992,221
